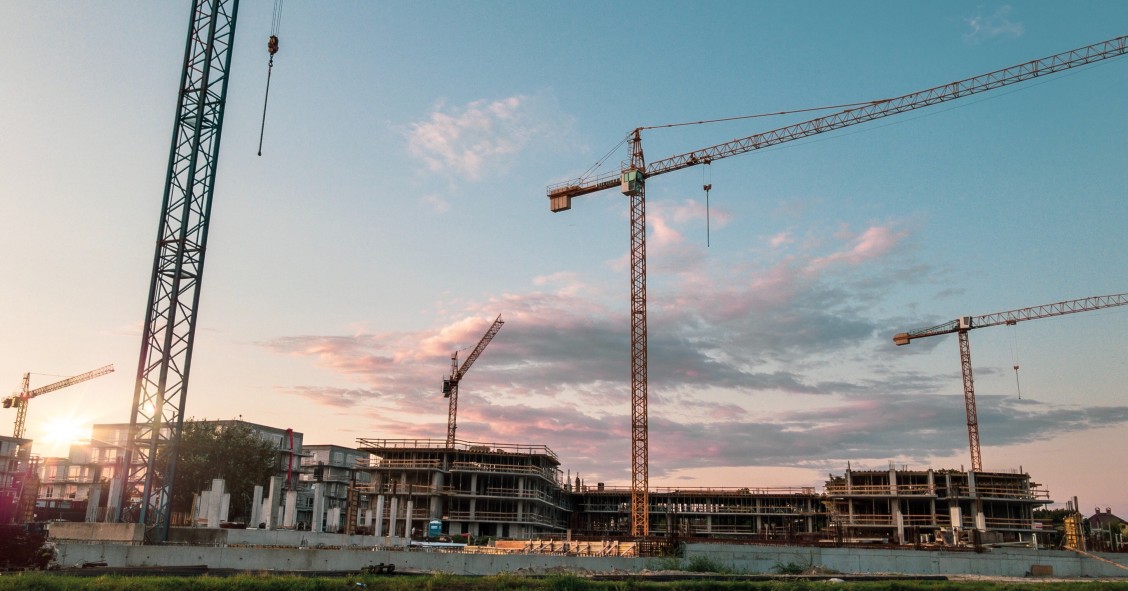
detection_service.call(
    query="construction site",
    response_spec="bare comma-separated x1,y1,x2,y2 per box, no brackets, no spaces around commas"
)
3,0,1128,579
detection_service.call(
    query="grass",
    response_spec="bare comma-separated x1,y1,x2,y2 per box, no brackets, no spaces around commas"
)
1,573,1128,591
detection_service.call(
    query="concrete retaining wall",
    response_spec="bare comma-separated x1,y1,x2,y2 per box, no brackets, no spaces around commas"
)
47,525,1128,578
51,542,648,575
685,543,1128,578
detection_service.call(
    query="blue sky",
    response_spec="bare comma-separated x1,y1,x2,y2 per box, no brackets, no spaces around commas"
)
2,2,1126,515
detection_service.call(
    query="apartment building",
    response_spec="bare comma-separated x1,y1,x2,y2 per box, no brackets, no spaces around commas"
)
296,443,371,532
572,484,824,539
824,466,1051,544
355,438,572,539
1,434,33,523
34,421,305,524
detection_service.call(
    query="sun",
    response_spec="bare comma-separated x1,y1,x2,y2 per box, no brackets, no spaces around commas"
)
36,417,91,457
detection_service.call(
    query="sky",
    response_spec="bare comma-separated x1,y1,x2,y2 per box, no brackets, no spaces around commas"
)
1,2,1126,516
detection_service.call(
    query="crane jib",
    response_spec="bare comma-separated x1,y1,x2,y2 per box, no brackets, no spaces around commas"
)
546,34,1128,209
894,292,1128,345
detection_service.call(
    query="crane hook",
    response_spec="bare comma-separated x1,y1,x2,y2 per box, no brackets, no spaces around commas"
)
257,35,279,157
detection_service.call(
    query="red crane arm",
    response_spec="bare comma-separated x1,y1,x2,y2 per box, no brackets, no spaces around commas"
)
547,35,1128,210
452,315,505,382
894,292,1128,345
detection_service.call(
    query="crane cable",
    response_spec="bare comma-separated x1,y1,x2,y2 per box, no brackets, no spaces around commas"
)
257,0,284,157
702,163,712,247
1010,323,1022,400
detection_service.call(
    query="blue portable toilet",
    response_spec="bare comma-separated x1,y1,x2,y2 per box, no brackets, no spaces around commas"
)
427,520,442,538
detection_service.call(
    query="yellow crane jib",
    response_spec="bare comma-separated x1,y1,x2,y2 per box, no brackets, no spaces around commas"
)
4,364,115,439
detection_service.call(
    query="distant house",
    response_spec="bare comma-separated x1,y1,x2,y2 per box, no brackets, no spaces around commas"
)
1089,507,1126,531
1087,507,1126,552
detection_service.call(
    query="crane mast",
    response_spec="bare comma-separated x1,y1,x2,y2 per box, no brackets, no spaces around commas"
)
894,291,1128,471
120,0,240,543
443,315,504,446
546,35,1128,537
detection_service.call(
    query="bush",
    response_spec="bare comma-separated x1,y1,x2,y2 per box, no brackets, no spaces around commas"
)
771,561,807,575
684,555,731,574
0,524,52,569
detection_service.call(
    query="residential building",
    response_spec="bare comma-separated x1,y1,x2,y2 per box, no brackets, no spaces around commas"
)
571,484,824,539
824,466,1051,544
1,434,33,523
355,438,572,539
296,444,371,532
33,420,305,524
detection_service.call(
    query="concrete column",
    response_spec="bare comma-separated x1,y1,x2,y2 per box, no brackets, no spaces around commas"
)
327,507,340,533
283,490,297,529
404,498,414,548
388,497,399,544
968,471,985,531
220,493,230,525
311,484,325,533
264,476,283,530
430,471,444,519
192,492,206,525
364,509,373,529
85,486,101,522
250,485,263,527
207,479,225,528
374,495,385,538
105,476,122,523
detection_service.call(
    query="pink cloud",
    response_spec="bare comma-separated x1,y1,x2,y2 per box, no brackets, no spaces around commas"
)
807,224,904,271
769,232,791,248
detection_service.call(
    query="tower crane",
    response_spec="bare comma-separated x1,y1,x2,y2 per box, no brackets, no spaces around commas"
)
121,0,240,543
3,365,114,440
545,35,1128,537
893,291,1128,472
442,314,505,447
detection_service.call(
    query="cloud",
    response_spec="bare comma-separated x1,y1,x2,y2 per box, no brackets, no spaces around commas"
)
807,225,905,271
963,5,1024,43
259,214,1128,485
406,93,569,182
769,232,791,248
420,194,450,214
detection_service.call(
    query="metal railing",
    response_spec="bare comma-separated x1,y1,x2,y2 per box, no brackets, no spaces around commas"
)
356,438,558,460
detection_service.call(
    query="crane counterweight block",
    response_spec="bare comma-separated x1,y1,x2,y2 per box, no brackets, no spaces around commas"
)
548,188,574,212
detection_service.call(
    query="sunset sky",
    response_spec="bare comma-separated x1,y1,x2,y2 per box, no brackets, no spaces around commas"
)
2,2,1126,516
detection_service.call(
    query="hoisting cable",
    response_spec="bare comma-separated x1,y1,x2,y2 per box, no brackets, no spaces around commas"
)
702,162,712,247
1009,322,1022,400
257,0,284,157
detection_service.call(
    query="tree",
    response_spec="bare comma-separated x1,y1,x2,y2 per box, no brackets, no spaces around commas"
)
0,525,52,569
162,419,279,524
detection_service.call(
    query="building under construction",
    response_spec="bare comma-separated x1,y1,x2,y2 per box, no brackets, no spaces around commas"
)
824,467,1050,545
354,438,572,539
351,437,1050,545
1,434,34,524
